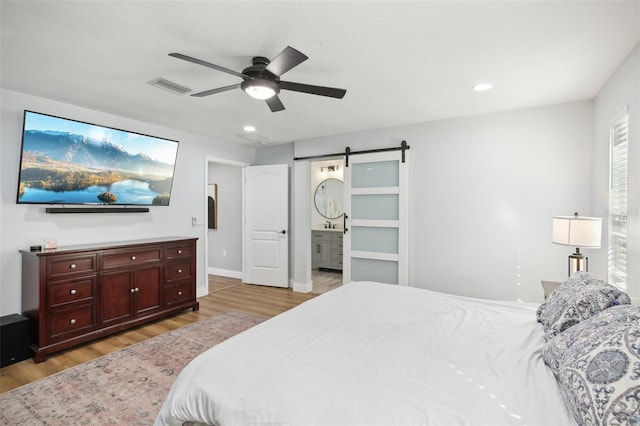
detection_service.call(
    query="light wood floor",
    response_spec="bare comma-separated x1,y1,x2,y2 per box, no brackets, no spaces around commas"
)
0,276,316,394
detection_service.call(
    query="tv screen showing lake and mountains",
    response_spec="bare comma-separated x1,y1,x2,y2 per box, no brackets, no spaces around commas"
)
17,111,179,206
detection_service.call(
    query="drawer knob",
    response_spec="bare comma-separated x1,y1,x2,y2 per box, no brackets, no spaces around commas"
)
135,287,139,292
70,263,77,269
177,291,182,296
131,256,136,260
177,249,182,254
70,319,76,325
177,269,182,274
130,288,135,293
70,289,77,295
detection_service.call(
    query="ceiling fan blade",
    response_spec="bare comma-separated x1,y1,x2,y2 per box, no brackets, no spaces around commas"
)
169,53,248,80
191,83,241,97
266,95,285,112
279,81,346,99
264,46,308,77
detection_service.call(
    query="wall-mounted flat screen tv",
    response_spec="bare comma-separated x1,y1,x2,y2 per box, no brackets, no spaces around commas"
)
16,110,179,206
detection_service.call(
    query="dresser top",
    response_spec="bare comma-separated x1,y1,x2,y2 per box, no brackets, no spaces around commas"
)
20,236,197,257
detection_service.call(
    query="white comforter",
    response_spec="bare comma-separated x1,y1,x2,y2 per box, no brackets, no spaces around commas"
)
155,282,574,426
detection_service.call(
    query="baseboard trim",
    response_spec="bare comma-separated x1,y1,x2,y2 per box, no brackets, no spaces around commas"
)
207,267,243,280
196,286,208,299
292,280,313,293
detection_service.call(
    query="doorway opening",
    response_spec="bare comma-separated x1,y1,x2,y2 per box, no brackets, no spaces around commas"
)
310,159,344,294
204,157,248,295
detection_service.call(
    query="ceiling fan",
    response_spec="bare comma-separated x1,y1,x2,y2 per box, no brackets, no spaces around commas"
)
169,46,347,112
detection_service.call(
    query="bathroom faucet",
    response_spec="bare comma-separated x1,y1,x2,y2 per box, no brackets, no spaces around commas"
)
326,220,331,228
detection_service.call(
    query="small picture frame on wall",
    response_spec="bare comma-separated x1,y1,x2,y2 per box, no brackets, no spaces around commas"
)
207,184,218,230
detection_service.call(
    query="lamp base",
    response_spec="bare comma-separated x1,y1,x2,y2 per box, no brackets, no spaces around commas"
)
568,247,588,276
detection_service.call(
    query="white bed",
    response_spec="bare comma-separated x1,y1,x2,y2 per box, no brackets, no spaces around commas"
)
155,282,574,425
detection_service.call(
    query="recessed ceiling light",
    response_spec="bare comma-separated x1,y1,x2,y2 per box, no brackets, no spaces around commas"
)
243,125,256,132
472,82,493,92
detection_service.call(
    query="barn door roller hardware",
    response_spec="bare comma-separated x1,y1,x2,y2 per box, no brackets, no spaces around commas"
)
293,140,410,166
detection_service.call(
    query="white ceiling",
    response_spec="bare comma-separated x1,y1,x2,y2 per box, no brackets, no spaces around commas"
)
1,1,639,147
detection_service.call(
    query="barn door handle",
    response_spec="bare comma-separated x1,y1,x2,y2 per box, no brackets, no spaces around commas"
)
343,214,348,234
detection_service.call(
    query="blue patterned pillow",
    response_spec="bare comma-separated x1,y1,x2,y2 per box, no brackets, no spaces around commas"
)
542,304,640,425
536,272,631,339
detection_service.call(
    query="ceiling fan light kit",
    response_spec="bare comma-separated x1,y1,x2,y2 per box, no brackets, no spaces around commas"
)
241,79,279,100
169,46,346,112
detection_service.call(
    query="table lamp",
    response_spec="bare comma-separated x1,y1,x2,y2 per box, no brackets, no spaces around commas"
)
552,212,602,276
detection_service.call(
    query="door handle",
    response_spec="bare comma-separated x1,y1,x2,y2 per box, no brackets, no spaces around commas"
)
343,214,348,234
279,230,287,235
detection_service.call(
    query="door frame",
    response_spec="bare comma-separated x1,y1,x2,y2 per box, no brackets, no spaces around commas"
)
202,156,249,298
291,160,313,293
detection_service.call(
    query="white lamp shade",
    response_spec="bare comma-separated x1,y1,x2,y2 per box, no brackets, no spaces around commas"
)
552,215,602,248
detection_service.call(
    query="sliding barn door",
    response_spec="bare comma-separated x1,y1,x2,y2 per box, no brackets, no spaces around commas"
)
343,150,408,285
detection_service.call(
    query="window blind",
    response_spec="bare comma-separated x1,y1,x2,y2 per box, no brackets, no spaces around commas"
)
608,109,629,288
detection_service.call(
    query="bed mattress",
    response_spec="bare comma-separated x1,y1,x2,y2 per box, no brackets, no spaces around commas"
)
155,281,574,425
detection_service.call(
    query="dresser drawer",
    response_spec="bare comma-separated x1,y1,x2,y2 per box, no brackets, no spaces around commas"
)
47,254,96,278
48,305,96,342
165,243,193,260
164,281,192,306
48,277,96,308
165,261,192,281
102,248,162,268
312,232,332,241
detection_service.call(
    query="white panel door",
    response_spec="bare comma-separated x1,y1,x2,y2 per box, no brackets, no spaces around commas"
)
343,151,408,286
244,164,288,287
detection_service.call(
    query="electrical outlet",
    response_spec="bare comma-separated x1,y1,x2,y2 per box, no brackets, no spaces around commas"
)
191,217,197,226
223,249,227,258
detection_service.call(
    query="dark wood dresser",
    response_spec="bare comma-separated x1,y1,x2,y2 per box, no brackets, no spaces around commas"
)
21,237,199,362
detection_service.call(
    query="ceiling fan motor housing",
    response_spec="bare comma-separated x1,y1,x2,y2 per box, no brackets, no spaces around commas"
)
240,56,281,98
242,56,277,80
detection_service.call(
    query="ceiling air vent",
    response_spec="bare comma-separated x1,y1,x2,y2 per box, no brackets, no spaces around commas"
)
148,77,191,95
236,133,268,144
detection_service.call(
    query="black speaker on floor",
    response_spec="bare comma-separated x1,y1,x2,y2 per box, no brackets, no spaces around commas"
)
0,314,30,367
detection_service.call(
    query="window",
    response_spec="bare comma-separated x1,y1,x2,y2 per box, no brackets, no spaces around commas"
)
608,108,629,288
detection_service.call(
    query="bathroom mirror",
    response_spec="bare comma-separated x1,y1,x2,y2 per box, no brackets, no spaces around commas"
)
314,178,343,219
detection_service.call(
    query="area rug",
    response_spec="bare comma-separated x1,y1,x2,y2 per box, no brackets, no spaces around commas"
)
0,310,265,425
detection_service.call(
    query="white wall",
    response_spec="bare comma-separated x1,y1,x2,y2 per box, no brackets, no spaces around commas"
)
591,42,640,298
0,89,256,316
293,101,594,302
207,162,243,277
